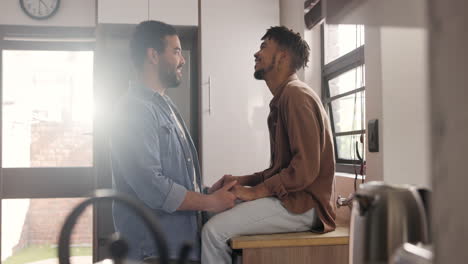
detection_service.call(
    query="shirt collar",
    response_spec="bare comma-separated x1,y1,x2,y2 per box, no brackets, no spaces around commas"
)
270,74,299,108
128,81,165,101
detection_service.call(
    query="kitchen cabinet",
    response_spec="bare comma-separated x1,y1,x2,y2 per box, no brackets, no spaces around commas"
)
200,0,279,185
98,0,197,25
149,0,197,26
98,0,148,24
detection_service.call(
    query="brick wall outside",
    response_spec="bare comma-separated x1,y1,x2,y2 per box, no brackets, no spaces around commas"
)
30,121,92,167
13,198,93,253
13,121,93,253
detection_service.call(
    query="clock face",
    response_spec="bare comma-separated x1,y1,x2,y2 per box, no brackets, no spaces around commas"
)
20,0,60,20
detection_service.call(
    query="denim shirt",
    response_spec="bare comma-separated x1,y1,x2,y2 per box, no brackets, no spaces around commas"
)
110,84,202,261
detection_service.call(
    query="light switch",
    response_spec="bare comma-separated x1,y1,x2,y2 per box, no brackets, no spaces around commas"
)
368,119,379,152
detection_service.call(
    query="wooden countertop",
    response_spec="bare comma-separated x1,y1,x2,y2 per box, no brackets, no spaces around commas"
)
230,226,349,249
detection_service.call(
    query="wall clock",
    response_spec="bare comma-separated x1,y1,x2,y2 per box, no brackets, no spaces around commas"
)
20,0,60,20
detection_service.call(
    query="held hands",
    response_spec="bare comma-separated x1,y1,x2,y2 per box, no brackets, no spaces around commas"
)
208,174,238,193
208,180,238,213
231,185,257,201
207,175,272,211
232,183,271,202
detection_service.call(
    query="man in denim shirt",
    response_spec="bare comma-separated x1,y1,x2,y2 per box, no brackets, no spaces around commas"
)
110,21,237,263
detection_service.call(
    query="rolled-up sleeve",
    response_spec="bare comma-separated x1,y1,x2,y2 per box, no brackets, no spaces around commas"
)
238,171,265,186
264,91,322,199
110,104,187,213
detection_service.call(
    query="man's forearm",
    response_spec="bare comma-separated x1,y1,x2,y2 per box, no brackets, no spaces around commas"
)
252,183,272,199
238,174,263,186
177,191,216,211
231,183,272,201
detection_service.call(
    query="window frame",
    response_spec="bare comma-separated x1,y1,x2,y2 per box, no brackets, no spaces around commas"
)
320,24,366,174
0,25,100,261
0,25,97,198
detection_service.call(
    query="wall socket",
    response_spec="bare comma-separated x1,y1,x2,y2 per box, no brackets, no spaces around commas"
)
368,119,379,152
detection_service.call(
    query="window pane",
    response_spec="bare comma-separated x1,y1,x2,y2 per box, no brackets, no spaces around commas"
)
2,50,94,168
336,134,365,161
325,24,365,64
2,198,92,264
328,65,365,97
330,91,365,133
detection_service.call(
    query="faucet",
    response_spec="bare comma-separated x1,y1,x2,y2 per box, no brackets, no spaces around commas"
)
336,193,354,209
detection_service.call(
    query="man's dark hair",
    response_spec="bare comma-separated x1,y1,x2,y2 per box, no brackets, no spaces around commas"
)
261,26,310,71
130,20,177,70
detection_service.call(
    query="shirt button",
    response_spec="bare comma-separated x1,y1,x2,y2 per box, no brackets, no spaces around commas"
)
187,158,191,162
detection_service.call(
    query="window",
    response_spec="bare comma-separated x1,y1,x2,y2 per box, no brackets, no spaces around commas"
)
0,26,99,263
2,50,94,168
2,198,92,264
321,24,365,173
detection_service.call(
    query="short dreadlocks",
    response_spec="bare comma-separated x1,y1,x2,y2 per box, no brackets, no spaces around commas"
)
261,26,310,71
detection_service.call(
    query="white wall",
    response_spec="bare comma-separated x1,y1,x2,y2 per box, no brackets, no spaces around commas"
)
279,0,306,81
364,26,384,182
304,25,322,97
279,0,322,95
380,27,430,188
365,26,431,188
279,0,305,36
0,0,96,27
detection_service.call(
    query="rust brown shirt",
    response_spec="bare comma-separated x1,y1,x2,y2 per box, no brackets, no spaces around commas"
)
248,74,336,232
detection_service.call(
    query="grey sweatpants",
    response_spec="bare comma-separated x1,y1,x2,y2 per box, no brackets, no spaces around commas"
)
201,197,320,264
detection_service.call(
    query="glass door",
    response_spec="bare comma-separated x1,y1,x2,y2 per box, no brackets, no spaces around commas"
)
0,26,97,264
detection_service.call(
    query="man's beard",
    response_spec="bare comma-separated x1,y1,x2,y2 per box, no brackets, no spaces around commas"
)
254,69,265,80
254,55,276,80
159,63,182,88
